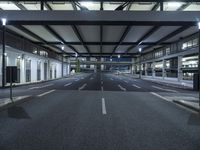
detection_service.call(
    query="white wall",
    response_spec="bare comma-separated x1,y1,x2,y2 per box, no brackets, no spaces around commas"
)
0,46,70,86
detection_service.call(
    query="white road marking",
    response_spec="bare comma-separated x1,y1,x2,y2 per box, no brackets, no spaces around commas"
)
38,90,55,97
132,84,141,89
152,85,178,93
150,92,198,113
90,77,94,80
75,79,79,81
64,83,72,87
124,80,128,83
118,84,126,91
29,84,54,90
110,78,113,81
150,92,170,102
133,79,137,82
101,81,103,85
101,86,104,91
102,98,107,115
79,83,87,90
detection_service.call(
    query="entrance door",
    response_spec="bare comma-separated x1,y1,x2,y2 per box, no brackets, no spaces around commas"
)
16,58,20,83
44,62,47,80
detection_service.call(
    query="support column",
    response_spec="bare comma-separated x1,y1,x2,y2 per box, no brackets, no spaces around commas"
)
2,25,5,88
198,27,200,108
178,56,183,82
41,1,44,10
61,53,63,77
68,59,71,75
152,62,155,78
162,59,166,79
145,63,148,76
139,54,141,79
160,2,164,11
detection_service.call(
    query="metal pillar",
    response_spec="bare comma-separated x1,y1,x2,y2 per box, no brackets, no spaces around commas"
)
178,56,183,82
2,25,5,88
139,53,141,79
162,59,166,79
41,1,44,10
198,29,200,108
61,53,64,77
152,62,155,78
160,2,164,11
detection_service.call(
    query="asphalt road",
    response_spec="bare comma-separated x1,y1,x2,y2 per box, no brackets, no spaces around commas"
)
0,72,200,150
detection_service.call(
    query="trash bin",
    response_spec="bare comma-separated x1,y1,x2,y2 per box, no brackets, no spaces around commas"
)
193,73,199,91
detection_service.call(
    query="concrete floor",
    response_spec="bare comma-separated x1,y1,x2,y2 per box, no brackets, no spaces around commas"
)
0,72,199,150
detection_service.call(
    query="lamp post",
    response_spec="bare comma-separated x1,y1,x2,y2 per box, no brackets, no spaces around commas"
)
198,22,200,109
61,46,64,77
1,18,7,88
139,48,142,79
118,55,120,74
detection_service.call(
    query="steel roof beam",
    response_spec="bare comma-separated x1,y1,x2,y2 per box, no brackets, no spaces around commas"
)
7,0,200,2
111,26,131,55
125,26,160,53
71,25,91,55
143,25,191,51
13,25,71,55
177,3,191,11
13,1,27,10
33,41,172,45
100,25,103,54
44,25,79,54
1,11,198,26
151,3,159,11
44,2,53,10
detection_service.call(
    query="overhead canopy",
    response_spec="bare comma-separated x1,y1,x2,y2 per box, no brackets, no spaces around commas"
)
0,1,199,57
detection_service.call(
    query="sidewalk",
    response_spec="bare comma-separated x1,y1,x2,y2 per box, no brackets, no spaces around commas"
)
142,76,193,89
173,99,200,112
122,73,193,89
0,95,31,111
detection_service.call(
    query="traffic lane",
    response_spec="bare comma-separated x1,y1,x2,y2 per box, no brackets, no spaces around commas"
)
103,91,200,150
0,90,105,150
101,73,122,91
0,73,88,99
115,74,193,93
104,73,164,92
60,73,94,90
83,73,101,91
111,74,192,93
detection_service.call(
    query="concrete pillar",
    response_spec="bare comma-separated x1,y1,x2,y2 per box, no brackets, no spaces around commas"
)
152,62,155,78
178,56,183,82
101,57,104,71
145,63,148,76
131,58,134,75
162,59,166,79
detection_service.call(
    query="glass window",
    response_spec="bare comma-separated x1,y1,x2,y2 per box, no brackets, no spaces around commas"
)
166,47,170,55
193,38,198,46
188,40,192,47
37,61,41,81
182,42,187,50
25,59,31,82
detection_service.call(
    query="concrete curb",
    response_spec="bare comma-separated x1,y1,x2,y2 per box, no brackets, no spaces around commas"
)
0,96,33,112
173,100,200,112
143,79,193,90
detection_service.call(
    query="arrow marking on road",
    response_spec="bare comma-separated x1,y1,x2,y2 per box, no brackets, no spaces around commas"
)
64,83,72,87
79,83,87,90
132,84,141,89
118,84,126,91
